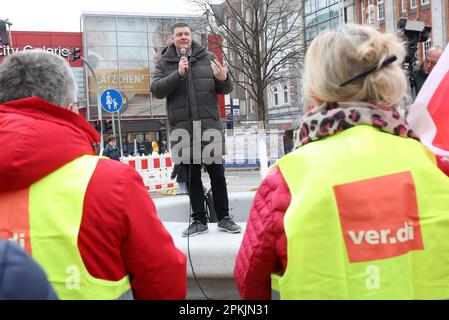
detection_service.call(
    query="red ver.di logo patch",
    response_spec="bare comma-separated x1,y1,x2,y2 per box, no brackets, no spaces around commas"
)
333,172,424,263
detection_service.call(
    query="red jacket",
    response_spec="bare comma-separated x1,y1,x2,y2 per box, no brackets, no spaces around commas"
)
235,157,449,300
0,97,186,299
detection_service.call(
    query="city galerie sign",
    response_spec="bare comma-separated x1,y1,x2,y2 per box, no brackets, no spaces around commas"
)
0,45,71,57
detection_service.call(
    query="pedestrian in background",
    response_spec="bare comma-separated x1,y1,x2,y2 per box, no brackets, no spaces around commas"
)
102,134,120,161
0,50,186,300
151,140,159,156
235,24,449,300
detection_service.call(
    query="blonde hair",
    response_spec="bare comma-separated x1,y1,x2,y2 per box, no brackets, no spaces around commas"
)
303,24,408,108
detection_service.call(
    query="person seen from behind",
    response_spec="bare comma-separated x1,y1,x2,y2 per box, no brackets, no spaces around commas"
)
0,239,58,300
0,50,186,300
234,24,449,300
102,134,120,161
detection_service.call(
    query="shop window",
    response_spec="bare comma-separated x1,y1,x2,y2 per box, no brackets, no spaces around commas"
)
117,17,146,32
85,16,116,31
117,32,148,46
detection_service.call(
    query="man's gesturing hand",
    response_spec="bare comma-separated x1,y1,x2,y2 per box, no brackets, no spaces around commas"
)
211,59,228,81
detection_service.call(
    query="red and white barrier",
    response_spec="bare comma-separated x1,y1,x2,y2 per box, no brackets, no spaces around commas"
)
121,154,176,192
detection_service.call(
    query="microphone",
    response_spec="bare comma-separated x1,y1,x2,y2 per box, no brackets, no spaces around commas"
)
180,48,187,57
180,48,187,73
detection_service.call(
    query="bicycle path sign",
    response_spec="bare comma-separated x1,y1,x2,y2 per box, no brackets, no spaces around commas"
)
101,88,124,113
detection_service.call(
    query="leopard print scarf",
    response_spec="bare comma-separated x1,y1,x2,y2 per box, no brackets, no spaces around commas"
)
294,102,418,149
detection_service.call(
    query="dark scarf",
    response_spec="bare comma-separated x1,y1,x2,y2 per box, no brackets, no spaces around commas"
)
294,102,418,149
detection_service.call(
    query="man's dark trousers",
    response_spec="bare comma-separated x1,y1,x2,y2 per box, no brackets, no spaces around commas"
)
182,163,229,224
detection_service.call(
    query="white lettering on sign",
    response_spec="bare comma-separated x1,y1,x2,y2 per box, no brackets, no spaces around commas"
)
99,74,145,85
348,221,415,245
0,45,72,57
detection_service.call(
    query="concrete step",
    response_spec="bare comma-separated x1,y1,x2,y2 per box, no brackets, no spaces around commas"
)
155,192,255,300
163,222,246,300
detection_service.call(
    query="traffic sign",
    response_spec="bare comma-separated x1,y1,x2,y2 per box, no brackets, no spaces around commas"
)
101,88,124,113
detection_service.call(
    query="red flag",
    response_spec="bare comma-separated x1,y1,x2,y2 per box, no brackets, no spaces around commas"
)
407,44,449,156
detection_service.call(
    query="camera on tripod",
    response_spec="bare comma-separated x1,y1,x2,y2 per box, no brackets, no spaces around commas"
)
397,17,432,73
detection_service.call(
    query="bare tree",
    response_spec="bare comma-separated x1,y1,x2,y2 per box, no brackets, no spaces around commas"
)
191,0,305,129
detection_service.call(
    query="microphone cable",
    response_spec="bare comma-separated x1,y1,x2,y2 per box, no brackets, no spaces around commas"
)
186,164,211,300
182,56,210,300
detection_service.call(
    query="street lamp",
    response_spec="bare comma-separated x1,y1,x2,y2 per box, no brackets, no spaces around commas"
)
70,48,104,155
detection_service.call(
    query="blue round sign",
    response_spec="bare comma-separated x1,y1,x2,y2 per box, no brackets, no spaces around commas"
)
101,88,123,113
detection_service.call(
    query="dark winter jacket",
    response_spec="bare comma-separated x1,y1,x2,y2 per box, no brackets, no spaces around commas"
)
150,41,233,163
0,239,58,300
102,144,120,161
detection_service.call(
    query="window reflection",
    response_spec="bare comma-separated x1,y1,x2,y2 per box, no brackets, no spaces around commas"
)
118,47,148,61
304,0,340,44
86,47,118,61
117,32,148,46
86,32,117,46
85,16,116,31
147,18,177,33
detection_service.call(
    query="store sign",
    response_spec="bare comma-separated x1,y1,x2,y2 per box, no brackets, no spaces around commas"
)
0,45,71,57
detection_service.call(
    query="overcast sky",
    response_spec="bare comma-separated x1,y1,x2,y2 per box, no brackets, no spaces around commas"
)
4,0,201,32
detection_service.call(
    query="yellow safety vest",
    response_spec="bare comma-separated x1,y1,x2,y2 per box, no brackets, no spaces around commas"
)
0,155,131,299
272,125,449,299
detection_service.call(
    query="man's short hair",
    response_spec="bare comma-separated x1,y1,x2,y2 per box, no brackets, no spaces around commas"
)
0,50,77,107
171,22,191,34
107,135,117,143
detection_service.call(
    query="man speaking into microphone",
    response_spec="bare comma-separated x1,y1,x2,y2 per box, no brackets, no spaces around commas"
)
151,22,242,237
